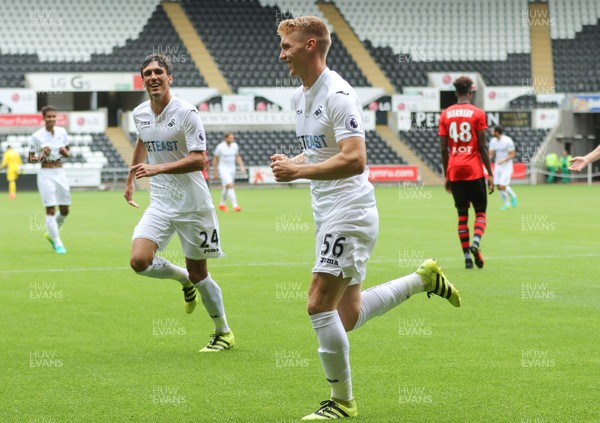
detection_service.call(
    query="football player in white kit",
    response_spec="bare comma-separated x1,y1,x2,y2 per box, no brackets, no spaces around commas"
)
273,17,461,420
125,54,234,352
489,126,518,210
29,106,71,254
212,132,246,212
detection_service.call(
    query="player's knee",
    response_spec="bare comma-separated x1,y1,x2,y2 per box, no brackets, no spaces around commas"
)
60,209,69,217
130,255,152,273
187,270,208,283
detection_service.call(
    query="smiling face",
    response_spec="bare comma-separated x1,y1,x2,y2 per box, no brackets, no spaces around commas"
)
142,60,173,100
279,31,310,79
43,110,57,131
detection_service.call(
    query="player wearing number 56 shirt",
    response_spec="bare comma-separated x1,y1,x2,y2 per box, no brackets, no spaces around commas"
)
439,76,494,269
272,16,461,421
125,53,234,353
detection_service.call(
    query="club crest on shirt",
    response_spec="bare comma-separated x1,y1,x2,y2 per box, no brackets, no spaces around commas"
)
313,106,323,118
167,118,176,128
345,115,361,132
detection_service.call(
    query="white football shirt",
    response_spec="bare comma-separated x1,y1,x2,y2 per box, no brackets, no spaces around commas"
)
490,134,515,170
133,96,211,212
214,141,239,170
292,68,375,223
30,126,69,162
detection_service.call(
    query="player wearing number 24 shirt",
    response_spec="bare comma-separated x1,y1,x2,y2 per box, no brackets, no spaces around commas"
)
272,16,462,421
439,76,494,270
125,53,234,353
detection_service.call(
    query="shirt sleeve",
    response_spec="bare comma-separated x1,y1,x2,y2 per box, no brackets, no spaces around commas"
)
327,91,365,143
475,109,488,131
182,108,206,152
507,137,515,152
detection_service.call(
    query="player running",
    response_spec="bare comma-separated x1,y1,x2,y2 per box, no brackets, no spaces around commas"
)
213,132,245,212
1,145,23,199
125,53,234,352
273,16,461,420
29,106,71,254
489,126,517,210
439,76,494,269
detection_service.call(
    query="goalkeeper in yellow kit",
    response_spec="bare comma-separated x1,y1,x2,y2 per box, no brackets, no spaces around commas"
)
1,145,23,199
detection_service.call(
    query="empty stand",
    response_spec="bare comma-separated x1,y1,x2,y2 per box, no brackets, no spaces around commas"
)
181,0,369,90
0,2,204,87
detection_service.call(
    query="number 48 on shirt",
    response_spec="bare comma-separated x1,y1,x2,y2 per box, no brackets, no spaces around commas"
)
448,121,472,143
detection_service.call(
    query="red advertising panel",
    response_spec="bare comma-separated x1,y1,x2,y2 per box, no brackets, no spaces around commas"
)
490,162,527,179
0,114,68,127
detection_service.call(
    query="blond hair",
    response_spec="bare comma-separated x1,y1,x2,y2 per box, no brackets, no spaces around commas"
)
277,16,331,58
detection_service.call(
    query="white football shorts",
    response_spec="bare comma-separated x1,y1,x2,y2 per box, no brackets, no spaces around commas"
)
494,165,513,186
218,166,236,186
132,205,224,260
313,206,379,286
37,168,71,207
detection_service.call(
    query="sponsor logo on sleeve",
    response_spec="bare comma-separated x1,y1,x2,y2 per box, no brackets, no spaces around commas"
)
345,115,361,132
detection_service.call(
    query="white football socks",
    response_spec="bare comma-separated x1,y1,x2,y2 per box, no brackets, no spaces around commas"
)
195,273,230,333
55,212,66,228
227,188,238,208
311,310,353,401
45,215,63,247
137,256,189,286
220,187,227,205
353,273,424,330
499,190,509,206
506,186,516,198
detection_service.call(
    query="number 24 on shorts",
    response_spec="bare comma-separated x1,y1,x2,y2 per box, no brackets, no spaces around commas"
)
321,234,346,257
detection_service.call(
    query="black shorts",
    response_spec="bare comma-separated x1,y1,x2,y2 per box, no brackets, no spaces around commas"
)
450,177,487,211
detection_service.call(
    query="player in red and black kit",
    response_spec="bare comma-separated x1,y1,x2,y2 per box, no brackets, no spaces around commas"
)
439,76,494,269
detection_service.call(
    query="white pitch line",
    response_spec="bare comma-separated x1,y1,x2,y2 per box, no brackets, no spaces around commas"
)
1,252,598,274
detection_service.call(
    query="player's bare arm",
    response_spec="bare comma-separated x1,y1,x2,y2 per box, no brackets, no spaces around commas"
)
501,150,516,165
212,155,219,179
439,135,451,192
569,144,600,171
236,154,246,175
59,146,70,158
271,137,364,182
124,138,149,208
270,152,305,163
132,150,205,178
477,130,494,193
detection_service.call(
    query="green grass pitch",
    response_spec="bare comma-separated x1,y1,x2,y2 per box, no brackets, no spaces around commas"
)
1,184,599,422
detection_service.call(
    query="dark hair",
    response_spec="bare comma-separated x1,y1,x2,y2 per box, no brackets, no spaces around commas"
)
140,53,173,77
453,76,474,96
41,105,57,117
493,126,503,134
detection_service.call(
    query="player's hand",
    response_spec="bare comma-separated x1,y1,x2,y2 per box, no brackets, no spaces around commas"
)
487,176,495,194
444,179,452,194
270,157,299,182
42,146,51,157
270,153,288,163
131,163,158,178
59,146,70,158
123,183,139,208
569,156,588,172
